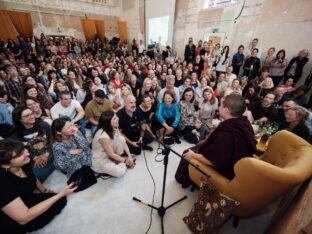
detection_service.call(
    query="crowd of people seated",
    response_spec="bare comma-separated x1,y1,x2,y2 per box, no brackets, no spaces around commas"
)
0,33,311,232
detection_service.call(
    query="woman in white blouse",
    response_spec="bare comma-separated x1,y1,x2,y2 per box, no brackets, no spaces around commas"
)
91,111,134,177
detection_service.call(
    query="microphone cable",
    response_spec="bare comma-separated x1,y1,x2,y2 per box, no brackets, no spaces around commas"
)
155,143,165,162
142,147,156,234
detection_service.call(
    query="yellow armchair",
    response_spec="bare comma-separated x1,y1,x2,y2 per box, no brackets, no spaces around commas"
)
188,130,312,217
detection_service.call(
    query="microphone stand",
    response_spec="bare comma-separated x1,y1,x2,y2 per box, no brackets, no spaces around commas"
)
132,128,210,234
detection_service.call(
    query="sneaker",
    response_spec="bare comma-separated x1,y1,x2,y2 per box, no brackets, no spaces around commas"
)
142,145,153,151
94,173,113,180
174,135,181,144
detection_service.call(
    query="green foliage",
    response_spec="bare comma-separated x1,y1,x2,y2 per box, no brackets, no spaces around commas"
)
257,122,279,137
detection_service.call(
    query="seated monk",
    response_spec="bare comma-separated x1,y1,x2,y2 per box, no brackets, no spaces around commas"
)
175,93,257,188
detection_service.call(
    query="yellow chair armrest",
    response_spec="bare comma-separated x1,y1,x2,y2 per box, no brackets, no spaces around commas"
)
189,159,230,193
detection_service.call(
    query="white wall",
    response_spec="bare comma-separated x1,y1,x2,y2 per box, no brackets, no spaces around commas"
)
145,0,176,48
173,0,312,85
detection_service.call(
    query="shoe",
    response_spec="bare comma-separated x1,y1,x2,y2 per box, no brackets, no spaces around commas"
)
174,135,181,144
142,145,153,151
94,173,113,180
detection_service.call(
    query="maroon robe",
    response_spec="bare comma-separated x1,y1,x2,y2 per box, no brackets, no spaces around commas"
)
175,116,257,188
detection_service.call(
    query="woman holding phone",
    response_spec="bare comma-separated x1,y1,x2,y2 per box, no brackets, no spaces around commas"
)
0,139,76,234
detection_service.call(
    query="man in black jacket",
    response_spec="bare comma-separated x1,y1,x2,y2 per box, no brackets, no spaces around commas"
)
184,37,196,63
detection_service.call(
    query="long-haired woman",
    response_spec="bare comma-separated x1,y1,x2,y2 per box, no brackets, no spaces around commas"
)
197,88,218,140
12,105,54,182
216,45,230,75
179,87,199,144
91,111,134,177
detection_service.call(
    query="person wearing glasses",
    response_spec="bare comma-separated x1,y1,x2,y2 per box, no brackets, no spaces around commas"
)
11,105,55,182
0,139,76,234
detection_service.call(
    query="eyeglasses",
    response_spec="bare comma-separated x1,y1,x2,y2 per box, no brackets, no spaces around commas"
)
22,112,35,118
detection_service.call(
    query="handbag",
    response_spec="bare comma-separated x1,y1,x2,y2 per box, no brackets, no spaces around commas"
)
67,166,97,192
163,136,174,145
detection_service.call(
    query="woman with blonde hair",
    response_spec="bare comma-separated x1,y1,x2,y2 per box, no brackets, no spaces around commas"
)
256,77,274,98
263,47,275,69
196,88,218,140
138,78,155,100
107,82,122,111
151,76,161,98
120,83,133,108
205,44,216,69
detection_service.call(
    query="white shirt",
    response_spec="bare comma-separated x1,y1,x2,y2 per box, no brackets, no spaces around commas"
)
225,73,237,87
51,100,82,120
91,130,126,172
139,44,145,53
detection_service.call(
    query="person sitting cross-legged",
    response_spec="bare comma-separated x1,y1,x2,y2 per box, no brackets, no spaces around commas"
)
155,90,181,144
91,111,135,177
51,118,93,182
117,95,153,155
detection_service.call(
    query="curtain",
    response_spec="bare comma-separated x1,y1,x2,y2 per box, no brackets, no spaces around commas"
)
95,20,105,41
7,11,33,39
117,21,127,42
0,10,17,41
80,19,96,41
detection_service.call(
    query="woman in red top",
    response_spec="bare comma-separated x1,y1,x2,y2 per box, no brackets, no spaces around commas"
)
110,70,124,90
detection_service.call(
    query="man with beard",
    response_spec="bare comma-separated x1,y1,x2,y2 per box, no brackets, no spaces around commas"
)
249,92,279,124
117,95,153,155
85,89,113,135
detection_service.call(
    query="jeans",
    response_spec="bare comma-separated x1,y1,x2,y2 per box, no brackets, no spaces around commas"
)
76,118,86,135
33,156,55,182
90,124,97,135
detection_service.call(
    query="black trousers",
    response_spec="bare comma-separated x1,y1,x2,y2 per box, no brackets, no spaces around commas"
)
127,131,153,155
155,116,178,137
1,193,67,234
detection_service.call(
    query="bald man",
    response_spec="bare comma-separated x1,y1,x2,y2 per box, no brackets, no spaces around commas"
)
117,95,153,155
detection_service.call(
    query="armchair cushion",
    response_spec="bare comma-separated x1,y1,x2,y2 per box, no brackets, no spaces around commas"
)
183,177,240,233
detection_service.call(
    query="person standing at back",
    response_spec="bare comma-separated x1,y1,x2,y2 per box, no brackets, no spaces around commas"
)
184,37,196,63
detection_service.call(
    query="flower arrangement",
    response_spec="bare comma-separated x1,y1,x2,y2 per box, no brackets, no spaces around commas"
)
257,122,279,136
256,122,279,143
